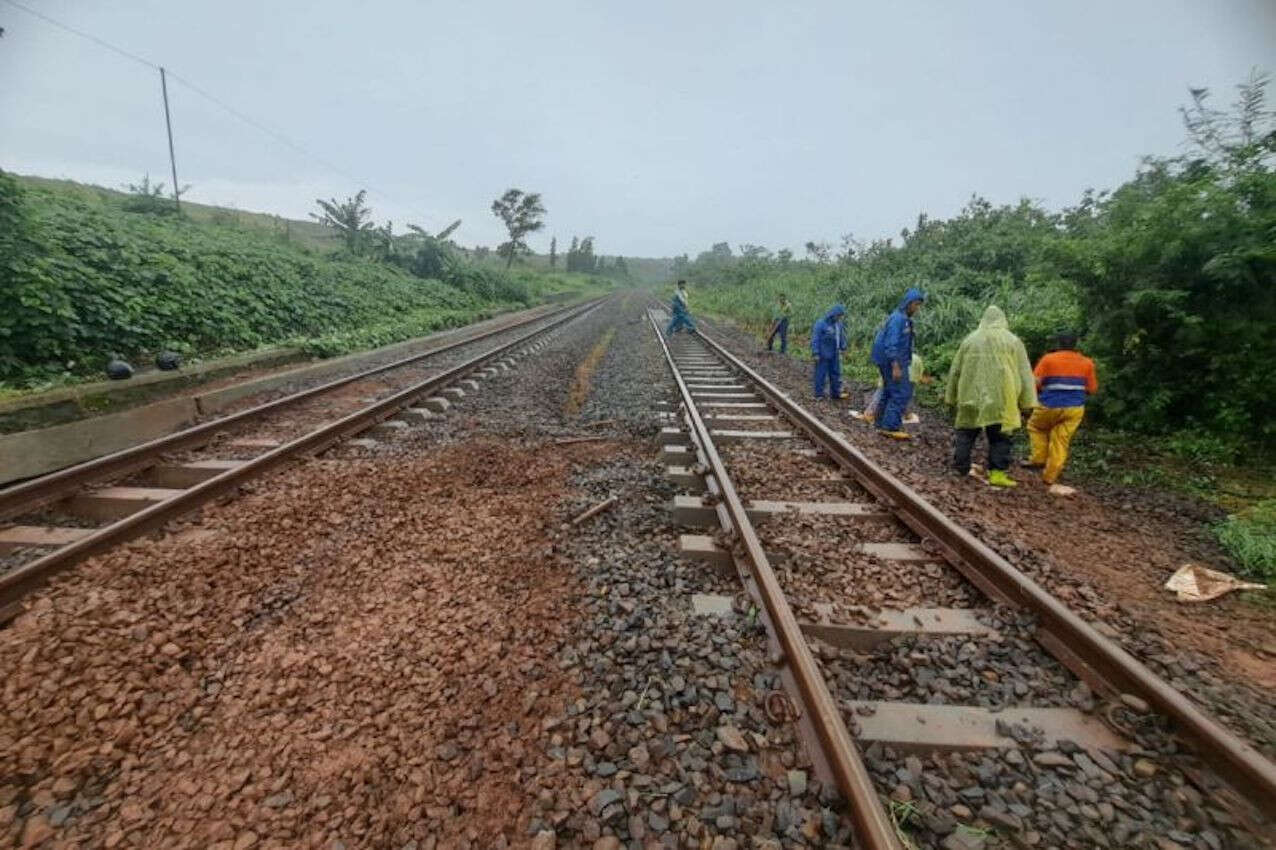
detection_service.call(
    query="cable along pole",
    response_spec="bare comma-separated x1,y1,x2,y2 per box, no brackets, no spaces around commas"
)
159,66,180,213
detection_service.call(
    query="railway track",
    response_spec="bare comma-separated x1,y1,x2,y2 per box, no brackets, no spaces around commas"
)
0,298,603,621
648,311,1275,849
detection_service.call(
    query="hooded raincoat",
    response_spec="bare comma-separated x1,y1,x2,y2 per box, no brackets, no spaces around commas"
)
871,287,926,369
810,304,846,398
810,304,847,359
944,306,1037,432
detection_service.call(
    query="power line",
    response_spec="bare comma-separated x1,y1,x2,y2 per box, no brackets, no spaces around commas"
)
1,0,401,204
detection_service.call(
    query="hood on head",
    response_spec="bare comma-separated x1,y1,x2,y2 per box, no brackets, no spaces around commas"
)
978,305,1009,330
897,287,926,311
823,303,846,320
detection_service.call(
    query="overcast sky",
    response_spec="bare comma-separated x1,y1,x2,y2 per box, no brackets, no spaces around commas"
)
2,1,1274,257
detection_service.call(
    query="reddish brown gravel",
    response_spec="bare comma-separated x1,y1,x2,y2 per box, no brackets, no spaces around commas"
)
0,440,581,849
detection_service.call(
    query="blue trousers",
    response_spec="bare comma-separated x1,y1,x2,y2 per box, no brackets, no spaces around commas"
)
666,312,696,335
813,356,841,398
873,364,913,430
767,318,789,353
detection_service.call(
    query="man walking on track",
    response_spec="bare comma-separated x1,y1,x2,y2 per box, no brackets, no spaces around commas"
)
665,280,696,336
945,305,1037,488
810,303,847,400
766,294,792,353
1026,331,1098,491
870,287,926,438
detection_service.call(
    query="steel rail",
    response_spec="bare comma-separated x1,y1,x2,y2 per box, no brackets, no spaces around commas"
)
690,325,1276,816
0,299,603,618
0,301,577,521
648,313,904,850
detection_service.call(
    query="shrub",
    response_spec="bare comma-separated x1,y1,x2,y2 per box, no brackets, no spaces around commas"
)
1215,500,1276,582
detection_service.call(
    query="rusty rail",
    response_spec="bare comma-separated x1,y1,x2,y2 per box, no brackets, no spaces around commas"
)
0,299,603,619
689,324,1276,817
648,313,905,850
0,301,578,521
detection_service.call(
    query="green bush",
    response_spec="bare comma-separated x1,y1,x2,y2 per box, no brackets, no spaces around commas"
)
1215,500,1276,582
0,172,494,385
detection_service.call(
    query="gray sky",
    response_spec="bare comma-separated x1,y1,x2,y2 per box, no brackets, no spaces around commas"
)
2,1,1273,257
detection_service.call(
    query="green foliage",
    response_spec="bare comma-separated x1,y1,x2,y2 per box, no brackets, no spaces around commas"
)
491,188,546,269
310,189,376,254
0,176,508,385
1215,500,1276,581
121,174,187,216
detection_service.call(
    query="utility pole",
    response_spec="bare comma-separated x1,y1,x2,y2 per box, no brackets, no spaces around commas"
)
159,67,181,213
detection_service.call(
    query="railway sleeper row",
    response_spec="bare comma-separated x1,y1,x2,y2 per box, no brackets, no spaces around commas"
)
0,304,594,622
648,311,1273,849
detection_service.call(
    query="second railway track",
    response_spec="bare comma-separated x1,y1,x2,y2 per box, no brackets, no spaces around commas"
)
650,311,1275,850
0,298,604,620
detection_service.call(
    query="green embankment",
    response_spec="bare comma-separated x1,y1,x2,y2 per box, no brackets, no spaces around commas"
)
0,171,611,391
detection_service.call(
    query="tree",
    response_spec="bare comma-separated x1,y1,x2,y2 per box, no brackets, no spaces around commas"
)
311,190,376,254
490,188,546,269
549,236,557,269
777,248,793,265
122,174,189,215
804,241,831,263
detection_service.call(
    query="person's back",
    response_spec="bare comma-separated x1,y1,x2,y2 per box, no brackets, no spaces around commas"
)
1034,349,1097,408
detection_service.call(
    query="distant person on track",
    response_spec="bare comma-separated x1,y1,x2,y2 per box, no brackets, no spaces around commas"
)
869,287,926,437
1026,331,1098,491
944,305,1037,488
810,303,847,400
766,294,792,353
665,280,697,336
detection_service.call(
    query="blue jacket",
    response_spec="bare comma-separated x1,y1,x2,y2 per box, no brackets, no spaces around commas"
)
871,287,926,369
671,289,690,316
810,304,847,360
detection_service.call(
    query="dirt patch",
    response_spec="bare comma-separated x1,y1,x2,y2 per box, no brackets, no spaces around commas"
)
565,329,616,416
0,439,582,849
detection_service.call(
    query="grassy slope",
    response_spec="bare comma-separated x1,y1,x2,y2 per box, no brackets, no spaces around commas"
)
1,175,611,392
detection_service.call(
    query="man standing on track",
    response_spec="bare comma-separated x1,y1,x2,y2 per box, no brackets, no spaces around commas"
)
665,279,697,336
1026,331,1098,491
810,303,847,400
870,287,926,437
944,305,1037,488
766,294,792,353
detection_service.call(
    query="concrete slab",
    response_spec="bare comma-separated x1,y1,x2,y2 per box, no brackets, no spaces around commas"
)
678,534,783,568
860,542,941,562
691,392,758,400
226,437,281,450
800,608,996,650
709,429,794,443
700,401,768,409
672,495,888,526
0,396,198,486
370,420,410,438
460,379,480,391
422,397,451,413
347,438,379,449
658,427,686,445
691,593,735,616
148,459,246,488
666,466,706,492
0,525,94,552
661,445,694,458
847,701,1128,752
686,384,748,391
66,486,183,521
400,408,434,424
441,387,466,401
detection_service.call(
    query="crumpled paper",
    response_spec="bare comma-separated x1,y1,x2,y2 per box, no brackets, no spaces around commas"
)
1164,563,1266,602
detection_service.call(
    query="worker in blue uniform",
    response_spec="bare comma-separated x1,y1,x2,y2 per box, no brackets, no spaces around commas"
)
810,303,847,400
870,287,926,438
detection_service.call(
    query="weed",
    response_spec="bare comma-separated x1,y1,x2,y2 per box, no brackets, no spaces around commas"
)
1215,500,1276,582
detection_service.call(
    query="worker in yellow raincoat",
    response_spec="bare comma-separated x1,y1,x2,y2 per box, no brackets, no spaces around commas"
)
944,306,1037,488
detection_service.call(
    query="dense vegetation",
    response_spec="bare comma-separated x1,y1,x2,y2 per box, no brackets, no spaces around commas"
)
0,172,610,388
675,74,1276,449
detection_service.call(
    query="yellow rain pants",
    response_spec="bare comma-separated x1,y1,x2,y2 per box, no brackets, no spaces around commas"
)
1027,406,1084,484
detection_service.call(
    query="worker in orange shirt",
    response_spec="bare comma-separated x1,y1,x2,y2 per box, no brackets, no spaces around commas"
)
1026,331,1098,489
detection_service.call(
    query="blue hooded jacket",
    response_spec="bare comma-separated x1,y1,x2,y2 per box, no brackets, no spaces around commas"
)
810,304,847,360
871,287,926,369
